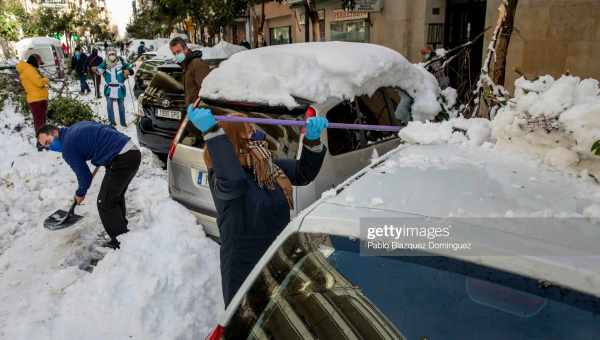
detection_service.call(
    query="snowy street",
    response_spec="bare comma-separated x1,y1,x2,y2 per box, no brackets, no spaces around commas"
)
0,79,222,339
2,0,600,337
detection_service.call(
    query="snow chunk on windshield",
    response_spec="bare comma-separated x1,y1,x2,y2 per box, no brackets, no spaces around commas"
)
398,118,491,146
200,42,442,121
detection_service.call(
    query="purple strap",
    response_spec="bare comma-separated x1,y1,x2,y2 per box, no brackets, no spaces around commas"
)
214,115,402,132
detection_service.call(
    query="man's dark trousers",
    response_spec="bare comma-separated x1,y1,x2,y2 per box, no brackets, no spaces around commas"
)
97,149,141,244
79,73,91,93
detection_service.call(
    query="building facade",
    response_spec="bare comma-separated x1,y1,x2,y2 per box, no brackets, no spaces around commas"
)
485,0,600,92
250,0,458,62
248,0,599,93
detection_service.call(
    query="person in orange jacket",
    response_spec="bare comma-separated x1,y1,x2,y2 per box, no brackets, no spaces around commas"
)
16,54,49,133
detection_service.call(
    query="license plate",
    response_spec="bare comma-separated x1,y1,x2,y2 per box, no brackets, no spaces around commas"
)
156,108,181,120
196,170,209,187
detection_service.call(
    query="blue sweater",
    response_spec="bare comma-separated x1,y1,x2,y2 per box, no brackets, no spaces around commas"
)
59,121,129,196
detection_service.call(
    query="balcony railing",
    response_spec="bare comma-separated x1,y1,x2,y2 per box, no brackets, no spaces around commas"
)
427,23,444,49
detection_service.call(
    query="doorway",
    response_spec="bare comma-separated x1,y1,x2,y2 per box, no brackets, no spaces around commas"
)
444,0,487,100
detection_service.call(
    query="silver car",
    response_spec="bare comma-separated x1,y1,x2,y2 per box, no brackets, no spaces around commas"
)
167,87,417,238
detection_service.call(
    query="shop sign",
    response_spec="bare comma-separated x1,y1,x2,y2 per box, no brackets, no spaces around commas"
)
332,9,368,22
352,0,384,12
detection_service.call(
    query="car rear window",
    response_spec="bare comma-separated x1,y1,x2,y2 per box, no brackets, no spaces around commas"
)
224,233,600,340
177,103,304,159
326,87,409,156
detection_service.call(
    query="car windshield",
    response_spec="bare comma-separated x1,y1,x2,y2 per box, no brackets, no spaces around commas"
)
226,233,600,340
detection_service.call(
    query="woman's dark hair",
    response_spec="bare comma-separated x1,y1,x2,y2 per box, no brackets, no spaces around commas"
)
26,54,41,68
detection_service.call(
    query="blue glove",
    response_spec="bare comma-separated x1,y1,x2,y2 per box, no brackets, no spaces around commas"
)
305,116,328,141
187,105,216,133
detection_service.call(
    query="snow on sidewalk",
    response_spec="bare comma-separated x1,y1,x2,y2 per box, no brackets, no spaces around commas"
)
0,81,222,339
491,75,600,175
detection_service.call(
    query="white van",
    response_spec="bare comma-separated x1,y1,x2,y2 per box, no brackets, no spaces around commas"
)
15,37,65,79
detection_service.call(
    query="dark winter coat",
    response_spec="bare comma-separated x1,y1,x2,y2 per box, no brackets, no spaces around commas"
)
205,132,326,306
87,53,103,74
71,53,89,76
181,50,210,107
137,45,146,55
59,121,129,197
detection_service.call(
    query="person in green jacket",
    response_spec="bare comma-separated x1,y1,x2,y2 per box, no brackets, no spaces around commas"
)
93,50,134,127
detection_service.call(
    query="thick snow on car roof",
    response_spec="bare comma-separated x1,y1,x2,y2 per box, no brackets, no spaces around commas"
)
15,37,61,51
201,40,247,60
200,42,442,121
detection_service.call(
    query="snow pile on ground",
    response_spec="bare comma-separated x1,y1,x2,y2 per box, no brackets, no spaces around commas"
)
0,79,222,339
491,75,600,174
200,42,442,121
399,118,491,146
52,182,222,340
202,40,247,60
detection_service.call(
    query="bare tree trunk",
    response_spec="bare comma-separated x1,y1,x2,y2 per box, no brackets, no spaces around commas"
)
251,1,266,47
0,39,14,59
492,0,518,85
309,7,320,41
470,0,516,119
302,0,321,42
304,0,310,42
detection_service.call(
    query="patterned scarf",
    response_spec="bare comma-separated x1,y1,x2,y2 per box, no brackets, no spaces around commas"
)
239,140,294,209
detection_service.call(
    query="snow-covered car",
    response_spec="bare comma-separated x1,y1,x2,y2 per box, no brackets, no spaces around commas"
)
15,37,66,79
135,43,246,157
168,42,444,237
132,53,162,97
206,142,600,339
126,39,155,60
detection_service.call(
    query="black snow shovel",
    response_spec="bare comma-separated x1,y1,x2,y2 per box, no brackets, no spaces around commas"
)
44,167,100,230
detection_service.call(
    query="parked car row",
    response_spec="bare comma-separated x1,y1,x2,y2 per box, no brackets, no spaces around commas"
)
130,41,600,339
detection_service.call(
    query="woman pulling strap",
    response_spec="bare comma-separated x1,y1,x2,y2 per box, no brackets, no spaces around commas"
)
187,106,328,306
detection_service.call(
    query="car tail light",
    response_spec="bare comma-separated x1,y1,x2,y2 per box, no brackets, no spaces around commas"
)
167,141,177,160
305,106,316,119
303,106,316,134
206,325,224,340
168,117,188,160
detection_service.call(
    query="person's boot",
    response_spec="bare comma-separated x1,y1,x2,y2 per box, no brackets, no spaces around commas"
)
101,238,120,250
